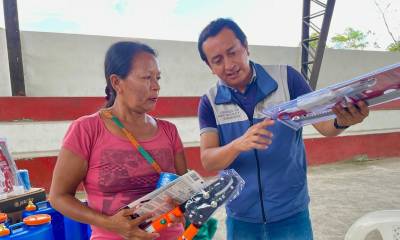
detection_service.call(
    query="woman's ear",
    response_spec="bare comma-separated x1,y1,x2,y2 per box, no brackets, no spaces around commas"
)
110,74,122,94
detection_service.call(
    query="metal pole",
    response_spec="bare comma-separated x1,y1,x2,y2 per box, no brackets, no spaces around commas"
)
301,0,311,81
3,0,26,96
309,0,336,90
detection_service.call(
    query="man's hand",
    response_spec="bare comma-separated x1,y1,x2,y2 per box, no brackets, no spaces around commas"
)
232,119,274,152
332,101,369,127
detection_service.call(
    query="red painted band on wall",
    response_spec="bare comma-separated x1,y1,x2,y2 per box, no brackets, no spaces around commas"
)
304,132,400,165
15,147,213,192
15,132,400,192
370,99,400,110
1,97,399,122
0,97,200,121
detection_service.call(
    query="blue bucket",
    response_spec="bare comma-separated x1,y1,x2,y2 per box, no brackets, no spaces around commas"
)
22,201,64,240
64,216,91,240
0,224,11,239
0,235,10,240
63,200,91,240
10,214,54,240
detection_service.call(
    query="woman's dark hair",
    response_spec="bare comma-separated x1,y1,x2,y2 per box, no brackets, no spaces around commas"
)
198,18,247,64
104,41,157,107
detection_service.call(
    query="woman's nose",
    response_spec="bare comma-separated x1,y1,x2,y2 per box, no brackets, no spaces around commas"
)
151,79,160,91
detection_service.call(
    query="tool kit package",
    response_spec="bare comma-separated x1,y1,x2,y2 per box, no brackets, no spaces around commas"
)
262,63,400,130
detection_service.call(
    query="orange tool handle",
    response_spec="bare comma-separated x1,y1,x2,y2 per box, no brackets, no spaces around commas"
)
178,224,199,240
148,206,184,232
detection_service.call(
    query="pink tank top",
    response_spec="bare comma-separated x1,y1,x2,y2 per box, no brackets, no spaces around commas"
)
62,112,184,239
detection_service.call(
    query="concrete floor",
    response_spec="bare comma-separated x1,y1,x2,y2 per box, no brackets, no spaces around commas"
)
211,157,400,240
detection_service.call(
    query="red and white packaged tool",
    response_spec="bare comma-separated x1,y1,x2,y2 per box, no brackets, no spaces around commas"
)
262,63,400,130
0,138,23,198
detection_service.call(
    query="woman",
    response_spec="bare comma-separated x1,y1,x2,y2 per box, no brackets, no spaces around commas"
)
50,41,187,240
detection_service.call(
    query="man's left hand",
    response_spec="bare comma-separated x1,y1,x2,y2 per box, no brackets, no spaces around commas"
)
332,101,369,127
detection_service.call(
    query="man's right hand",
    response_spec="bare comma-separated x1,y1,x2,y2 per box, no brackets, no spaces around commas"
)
106,207,160,240
232,119,274,152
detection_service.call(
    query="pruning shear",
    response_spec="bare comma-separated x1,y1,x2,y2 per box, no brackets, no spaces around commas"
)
145,170,244,240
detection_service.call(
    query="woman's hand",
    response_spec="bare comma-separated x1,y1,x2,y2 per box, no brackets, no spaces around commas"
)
106,207,160,240
164,197,185,227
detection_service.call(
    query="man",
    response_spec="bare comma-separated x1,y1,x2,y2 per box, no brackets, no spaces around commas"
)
197,18,369,239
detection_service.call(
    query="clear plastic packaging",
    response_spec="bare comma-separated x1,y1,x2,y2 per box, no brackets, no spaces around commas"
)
184,169,245,226
0,138,24,197
262,63,400,130
142,169,244,235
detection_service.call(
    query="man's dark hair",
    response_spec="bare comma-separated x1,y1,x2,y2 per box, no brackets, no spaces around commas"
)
198,18,248,64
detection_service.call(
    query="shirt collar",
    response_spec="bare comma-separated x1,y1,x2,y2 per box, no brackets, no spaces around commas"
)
215,61,278,104
217,63,256,90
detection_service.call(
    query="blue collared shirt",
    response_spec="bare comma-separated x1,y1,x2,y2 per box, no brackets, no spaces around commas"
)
198,62,314,223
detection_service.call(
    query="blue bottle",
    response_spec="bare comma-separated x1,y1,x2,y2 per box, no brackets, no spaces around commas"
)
156,172,179,189
10,214,54,240
22,201,65,240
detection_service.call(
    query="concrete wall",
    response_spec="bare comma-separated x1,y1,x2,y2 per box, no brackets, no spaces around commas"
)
317,48,400,89
2,29,398,96
18,31,215,97
17,31,301,97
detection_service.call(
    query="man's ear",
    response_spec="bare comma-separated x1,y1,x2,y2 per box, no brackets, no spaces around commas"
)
110,74,122,94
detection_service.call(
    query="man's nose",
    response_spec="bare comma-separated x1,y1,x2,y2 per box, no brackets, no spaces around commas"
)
224,58,236,71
